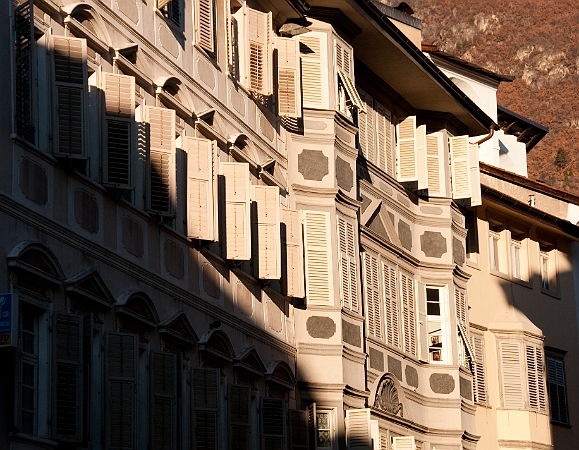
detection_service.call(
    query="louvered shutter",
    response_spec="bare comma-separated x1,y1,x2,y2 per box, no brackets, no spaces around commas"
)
334,38,361,108
357,88,374,163
383,262,399,348
102,73,135,188
469,142,482,206
363,253,381,339
379,433,388,450
471,332,487,404
345,409,371,450
499,341,524,409
282,208,305,298
197,0,215,53
263,398,285,450
426,132,444,197
392,436,416,450
146,106,176,216
14,0,34,136
370,420,379,450
450,136,471,199
107,333,137,449
307,403,316,449
221,162,251,260
547,357,568,424
396,117,417,182
253,186,281,279
375,101,393,175
82,314,94,441
276,37,301,117
417,283,428,362
299,33,326,109
400,274,416,356
186,137,215,240
55,313,82,441
193,368,219,450
52,36,87,156
246,7,273,95
290,410,308,450
152,352,176,450
338,216,358,312
230,384,251,450
303,211,332,305
526,345,546,413
415,125,428,190
455,287,467,326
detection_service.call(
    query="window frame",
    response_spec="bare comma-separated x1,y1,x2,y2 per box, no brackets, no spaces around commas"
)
309,404,337,450
546,354,570,426
425,286,450,364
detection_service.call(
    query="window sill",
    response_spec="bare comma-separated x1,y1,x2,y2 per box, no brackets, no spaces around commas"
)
9,432,58,447
541,288,561,300
490,268,511,282
193,44,221,71
466,258,480,271
511,276,532,289
154,8,185,38
551,420,571,428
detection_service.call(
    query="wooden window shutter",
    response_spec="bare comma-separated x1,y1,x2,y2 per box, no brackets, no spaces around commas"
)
55,313,82,441
145,106,176,216
417,283,428,362
246,7,273,95
152,352,176,450
193,368,219,450
221,162,251,260
383,262,399,348
303,211,332,305
469,142,482,206
525,345,546,413
370,420,379,450
471,332,487,404
345,409,372,450
82,314,94,441
253,185,281,279
197,0,215,53
363,252,381,339
338,216,358,312
229,384,251,450
396,116,417,182
299,33,326,109
455,287,467,327
375,101,393,175
158,0,172,9
52,36,87,156
276,36,301,118
263,398,285,450
357,88,375,163
290,410,308,450
186,137,215,240
282,208,305,298
450,136,471,199
14,0,34,137
102,73,135,189
306,403,316,448
107,333,137,449
499,341,524,409
392,436,416,450
426,132,444,197
416,125,428,190
547,357,569,424
400,274,416,356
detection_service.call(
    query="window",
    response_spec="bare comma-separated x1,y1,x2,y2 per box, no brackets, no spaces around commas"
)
308,404,334,449
382,262,399,348
192,368,220,449
425,287,449,363
539,244,557,292
159,0,182,28
196,0,216,56
511,233,522,279
253,186,281,280
471,331,487,405
152,352,177,450
400,273,416,357
363,252,380,338
546,355,569,425
262,398,285,449
19,305,38,435
488,223,502,271
14,1,34,142
465,210,479,260
339,216,359,312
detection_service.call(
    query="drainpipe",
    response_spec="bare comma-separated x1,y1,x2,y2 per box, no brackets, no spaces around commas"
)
473,124,496,145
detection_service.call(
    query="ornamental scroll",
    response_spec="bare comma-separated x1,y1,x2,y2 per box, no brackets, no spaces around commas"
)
374,374,403,417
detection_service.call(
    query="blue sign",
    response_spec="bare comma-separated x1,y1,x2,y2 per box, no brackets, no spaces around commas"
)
0,293,13,346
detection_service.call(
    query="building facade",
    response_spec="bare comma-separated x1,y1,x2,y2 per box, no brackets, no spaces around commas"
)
0,0,577,450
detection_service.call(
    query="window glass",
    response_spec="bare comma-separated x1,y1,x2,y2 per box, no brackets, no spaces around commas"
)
316,411,331,448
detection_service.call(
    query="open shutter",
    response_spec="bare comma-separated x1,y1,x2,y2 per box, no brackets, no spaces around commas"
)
450,136,471,200
82,314,94,441
547,357,568,424
14,0,34,136
363,253,381,339
370,420,379,450
307,403,316,449
426,132,444,197
53,36,87,156
469,142,482,206
383,262,399,348
303,211,332,305
400,274,416,356
55,313,82,441
193,368,219,450
338,216,358,312
246,7,273,95
526,345,546,413
186,137,215,240
197,0,215,53
146,106,176,216
230,384,251,450
276,37,301,117
357,88,375,163
396,116,417,182
417,283,428,362
392,436,416,450
263,398,285,450
107,333,137,450
102,73,135,188
253,186,281,279
290,410,308,450
375,101,393,175
499,341,524,409
299,33,326,109
345,409,372,450
282,208,304,297
471,332,487,404
221,162,251,260
455,287,467,326
152,352,176,450
416,125,428,190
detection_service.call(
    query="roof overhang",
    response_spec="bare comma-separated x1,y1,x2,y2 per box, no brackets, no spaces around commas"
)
497,105,549,152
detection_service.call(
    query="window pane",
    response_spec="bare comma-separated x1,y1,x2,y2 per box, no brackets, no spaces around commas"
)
22,362,35,386
21,411,34,434
426,288,440,315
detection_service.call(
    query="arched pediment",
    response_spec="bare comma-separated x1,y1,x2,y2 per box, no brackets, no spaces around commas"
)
115,291,159,328
63,3,113,52
65,268,115,310
234,347,266,376
198,329,234,362
155,76,194,119
7,241,64,284
228,133,259,168
372,373,405,417
158,311,198,346
265,360,296,390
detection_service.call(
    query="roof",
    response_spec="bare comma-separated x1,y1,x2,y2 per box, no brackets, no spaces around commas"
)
497,105,549,152
370,0,422,30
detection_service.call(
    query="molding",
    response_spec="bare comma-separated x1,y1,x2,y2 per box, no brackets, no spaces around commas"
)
342,345,366,364
298,343,342,356
157,90,194,120
291,184,339,198
65,16,111,54
114,53,154,88
497,440,553,450
402,387,462,409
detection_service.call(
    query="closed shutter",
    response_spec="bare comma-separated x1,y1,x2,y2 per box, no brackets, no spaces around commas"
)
290,410,308,450
357,88,375,163
416,125,428,190
52,36,87,156
426,132,444,197
221,162,251,260
396,116,417,182
55,313,82,441
306,403,316,449
469,142,482,206
102,73,135,188
263,398,285,450
107,333,137,449
303,211,332,305
299,33,326,109
246,7,273,95
375,101,393,175
146,106,176,216
197,0,215,53
276,37,301,118
392,436,416,450
152,352,176,450
14,0,34,137
253,186,281,279
547,357,568,424
379,433,388,450
186,137,215,240
282,208,304,298
417,283,428,362
229,384,251,450
193,368,219,450
383,262,399,348
450,136,471,199
471,332,487,404
82,314,94,441
400,273,416,356
526,345,546,413
363,253,381,339
345,409,371,450
338,216,358,312
499,341,524,409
